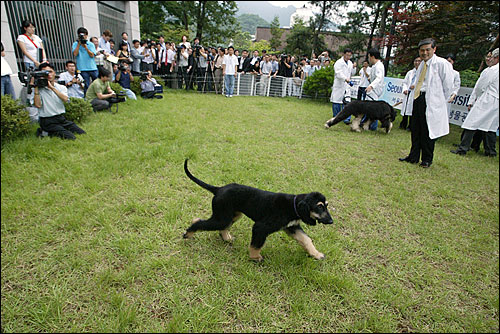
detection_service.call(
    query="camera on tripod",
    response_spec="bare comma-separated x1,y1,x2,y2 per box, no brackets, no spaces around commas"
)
18,69,50,94
193,44,202,57
78,32,87,44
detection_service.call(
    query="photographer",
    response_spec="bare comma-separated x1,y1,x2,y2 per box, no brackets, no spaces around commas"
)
177,44,189,89
32,63,86,140
186,48,195,90
86,67,124,111
59,60,84,99
114,62,137,100
130,39,145,76
140,70,163,99
16,20,48,71
165,42,176,88
195,45,208,92
142,40,155,73
72,27,98,95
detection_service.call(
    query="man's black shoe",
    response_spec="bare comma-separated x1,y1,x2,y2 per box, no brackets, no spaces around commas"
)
450,149,466,155
399,156,418,163
419,161,432,168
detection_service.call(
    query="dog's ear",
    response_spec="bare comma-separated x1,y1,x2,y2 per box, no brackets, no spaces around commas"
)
297,200,317,225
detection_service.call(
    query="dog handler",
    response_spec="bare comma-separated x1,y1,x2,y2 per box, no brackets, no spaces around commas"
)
399,38,455,168
330,48,357,124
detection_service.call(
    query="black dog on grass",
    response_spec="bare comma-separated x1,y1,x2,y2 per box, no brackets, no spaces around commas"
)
183,159,333,261
324,100,397,133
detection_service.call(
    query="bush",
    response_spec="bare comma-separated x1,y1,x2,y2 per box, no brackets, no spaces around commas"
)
460,69,480,88
63,97,93,123
302,65,335,100
1,95,31,142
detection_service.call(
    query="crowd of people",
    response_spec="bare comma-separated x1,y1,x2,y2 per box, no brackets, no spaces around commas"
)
1,20,498,161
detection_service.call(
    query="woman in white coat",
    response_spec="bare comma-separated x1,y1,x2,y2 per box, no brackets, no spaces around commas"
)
451,48,499,157
330,48,356,123
399,38,455,168
399,56,422,130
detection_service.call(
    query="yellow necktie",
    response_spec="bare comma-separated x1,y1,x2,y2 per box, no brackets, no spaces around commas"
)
414,62,427,99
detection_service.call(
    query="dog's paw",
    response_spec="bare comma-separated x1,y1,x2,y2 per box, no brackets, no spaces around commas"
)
183,231,194,239
250,254,264,262
219,230,233,242
324,123,330,129
313,252,325,260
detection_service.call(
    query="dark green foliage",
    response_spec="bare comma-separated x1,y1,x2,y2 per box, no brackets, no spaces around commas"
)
1,95,31,142
302,65,335,101
460,69,481,88
63,98,93,123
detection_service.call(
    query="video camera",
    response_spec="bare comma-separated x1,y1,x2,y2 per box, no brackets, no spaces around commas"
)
193,44,202,57
18,69,50,94
78,32,87,44
140,71,149,80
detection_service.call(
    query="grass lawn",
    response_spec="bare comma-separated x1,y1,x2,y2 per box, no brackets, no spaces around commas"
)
1,90,499,332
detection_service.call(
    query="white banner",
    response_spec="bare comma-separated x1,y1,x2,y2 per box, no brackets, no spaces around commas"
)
349,76,471,127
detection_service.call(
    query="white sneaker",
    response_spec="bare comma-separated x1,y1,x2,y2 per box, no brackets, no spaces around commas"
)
229,95,233,98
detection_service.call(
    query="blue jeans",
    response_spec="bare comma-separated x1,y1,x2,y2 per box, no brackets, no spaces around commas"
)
121,88,137,100
1,75,16,99
224,74,235,96
80,70,99,96
332,103,350,123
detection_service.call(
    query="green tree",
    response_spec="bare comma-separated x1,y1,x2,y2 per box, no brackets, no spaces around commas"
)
269,16,283,51
393,1,499,72
285,18,315,57
309,1,346,56
238,14,269,34
139,1,239,46
232,30,252,51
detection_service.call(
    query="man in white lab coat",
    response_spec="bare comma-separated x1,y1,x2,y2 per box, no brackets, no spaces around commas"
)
399,38,455,168
330,48,357,124
451,48,499,157
361,48,386,131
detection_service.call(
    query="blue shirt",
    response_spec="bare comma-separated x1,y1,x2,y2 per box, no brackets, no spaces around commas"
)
115,70,131,89
72,41,97,71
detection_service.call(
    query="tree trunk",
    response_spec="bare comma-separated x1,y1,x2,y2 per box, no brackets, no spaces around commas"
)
383,1,399,75
375,2,389,50
195,1,207,41
366,2,382,60
312,0,328,57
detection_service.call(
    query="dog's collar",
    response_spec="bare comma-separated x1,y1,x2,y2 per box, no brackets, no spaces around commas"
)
293,195,300,218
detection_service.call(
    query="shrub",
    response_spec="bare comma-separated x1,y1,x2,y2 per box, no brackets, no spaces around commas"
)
1,95,31,142
63,97,93,123
460,69,480,88
302,65,335,101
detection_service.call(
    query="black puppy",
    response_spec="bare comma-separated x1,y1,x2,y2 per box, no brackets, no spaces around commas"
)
324,100,397,133
183,159,333,261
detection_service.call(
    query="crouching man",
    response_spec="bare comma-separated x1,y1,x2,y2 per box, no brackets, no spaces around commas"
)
140,70,163,99
86,67,124,111
33,63,86,140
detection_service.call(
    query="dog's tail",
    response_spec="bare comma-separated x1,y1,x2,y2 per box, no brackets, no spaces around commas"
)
184,159,219,194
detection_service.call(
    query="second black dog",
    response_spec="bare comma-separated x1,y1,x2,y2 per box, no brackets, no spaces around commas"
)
325,100,397,133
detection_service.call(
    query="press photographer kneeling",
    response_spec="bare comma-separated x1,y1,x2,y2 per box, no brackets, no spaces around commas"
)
86,67,125,112
140,70,163,99
32,63,86,140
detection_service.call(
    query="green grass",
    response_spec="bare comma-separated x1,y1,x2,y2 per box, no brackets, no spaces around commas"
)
1,90,499,333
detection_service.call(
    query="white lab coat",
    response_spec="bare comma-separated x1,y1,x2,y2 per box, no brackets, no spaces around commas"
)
330,57,356,103
401,68,417,116
406,54,455,140
462,63,499,132
366,60,385,101
359,66,371,87
451,69,461,96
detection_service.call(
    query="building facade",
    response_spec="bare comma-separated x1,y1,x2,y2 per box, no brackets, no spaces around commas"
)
1,1,140,97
